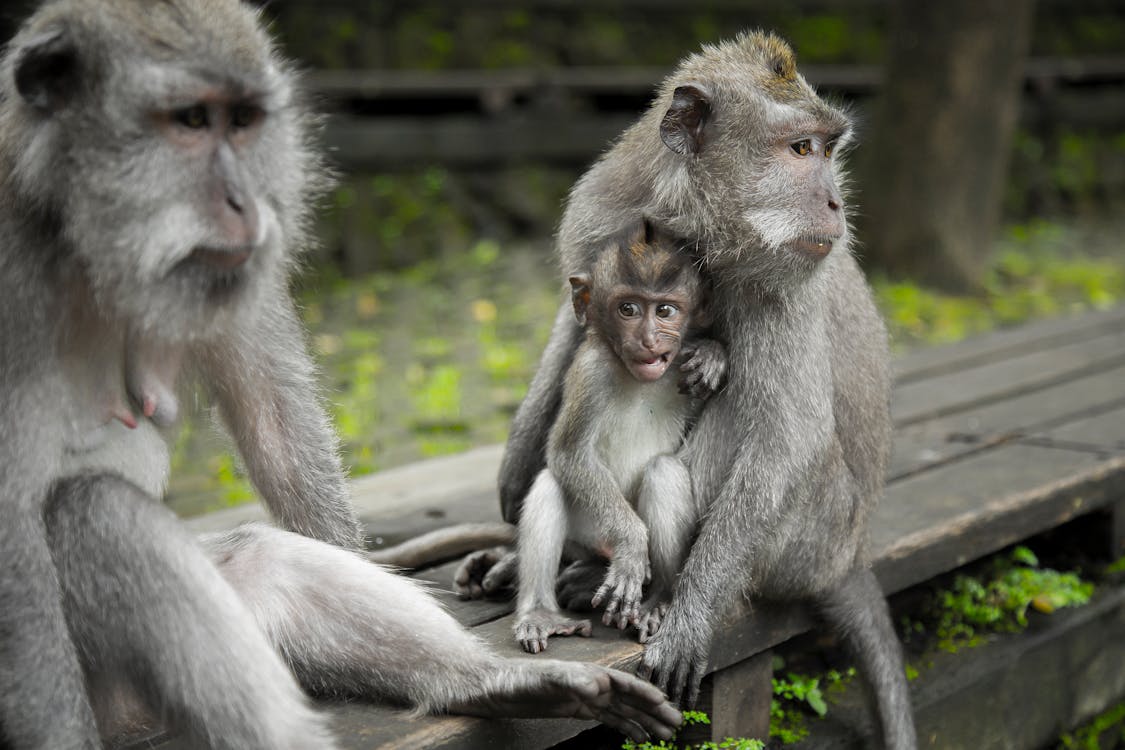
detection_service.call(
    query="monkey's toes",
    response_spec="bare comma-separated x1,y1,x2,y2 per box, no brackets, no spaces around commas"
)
515,614,592,653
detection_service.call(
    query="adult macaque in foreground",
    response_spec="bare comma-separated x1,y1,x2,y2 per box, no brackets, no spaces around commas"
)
516,219,725,653
0,2,681,748
463,31,917,749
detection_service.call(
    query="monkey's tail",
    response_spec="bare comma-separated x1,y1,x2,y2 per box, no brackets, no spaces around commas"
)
368,522,516,570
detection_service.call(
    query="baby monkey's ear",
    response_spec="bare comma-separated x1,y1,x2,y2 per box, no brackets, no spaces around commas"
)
569,274,592,326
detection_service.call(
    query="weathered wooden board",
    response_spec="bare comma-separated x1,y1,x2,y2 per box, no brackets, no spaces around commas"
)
1028,402,1125,453
892,305,1125,385
889,362,1125,478
875,447,1125,592
892,326,1125,426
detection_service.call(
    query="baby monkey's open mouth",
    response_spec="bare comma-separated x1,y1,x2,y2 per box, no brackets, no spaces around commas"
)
631,352,673,381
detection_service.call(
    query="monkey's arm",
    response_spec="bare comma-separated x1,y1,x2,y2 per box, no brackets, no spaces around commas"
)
205,524,682,742
0,339,101,746
640,389,843,704
197,294,364,550
498,300,583,522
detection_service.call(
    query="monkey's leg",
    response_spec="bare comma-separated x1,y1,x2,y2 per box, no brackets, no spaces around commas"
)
202,523,681,742
514,470,593,653
635,455,698,643
0,510,99,749
45,474,336,750
816,567,917,750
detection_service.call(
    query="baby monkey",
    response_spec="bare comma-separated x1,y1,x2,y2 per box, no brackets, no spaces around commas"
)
515,219,725,653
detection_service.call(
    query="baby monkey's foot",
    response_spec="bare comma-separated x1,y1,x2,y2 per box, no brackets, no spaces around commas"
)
515,609,593,654
635,600,668,643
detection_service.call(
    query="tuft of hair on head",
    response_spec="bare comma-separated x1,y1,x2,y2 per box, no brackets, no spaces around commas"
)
593,218,699,298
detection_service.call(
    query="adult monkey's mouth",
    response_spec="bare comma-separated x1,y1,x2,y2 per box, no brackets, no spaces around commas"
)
792,235,835,259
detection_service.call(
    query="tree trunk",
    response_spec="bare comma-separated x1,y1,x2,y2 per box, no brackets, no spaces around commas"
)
857,0,1034,293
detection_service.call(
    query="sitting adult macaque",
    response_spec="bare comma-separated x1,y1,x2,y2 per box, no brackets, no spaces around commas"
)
515,219,726,653
0,2,681,747
466,30,918,749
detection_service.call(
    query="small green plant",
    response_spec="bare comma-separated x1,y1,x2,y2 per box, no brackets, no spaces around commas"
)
1105,555,1125,576
1056,699,1125,749
921,546,1094,653
621,710,764,750
768,667,854,744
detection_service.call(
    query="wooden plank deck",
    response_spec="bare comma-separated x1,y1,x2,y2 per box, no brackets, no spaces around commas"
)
174,305,1125,750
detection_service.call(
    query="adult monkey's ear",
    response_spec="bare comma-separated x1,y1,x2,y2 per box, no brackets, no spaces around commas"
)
14,27,80,113
660,84,711,156
568,274,592,327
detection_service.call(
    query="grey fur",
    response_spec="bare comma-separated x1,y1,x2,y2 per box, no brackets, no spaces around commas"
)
0,2,681,747
490,31,916,749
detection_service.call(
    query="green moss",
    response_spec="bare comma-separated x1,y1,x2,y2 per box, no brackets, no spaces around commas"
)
907,546,1094,655
621,710,765,750
764,663,858,744
1056,700,1125,749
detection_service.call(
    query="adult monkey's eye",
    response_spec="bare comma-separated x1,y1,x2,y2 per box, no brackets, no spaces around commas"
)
619,302,641,318
791,139,812,156
231,103,261,129
825,140,837,158
174,105,208,129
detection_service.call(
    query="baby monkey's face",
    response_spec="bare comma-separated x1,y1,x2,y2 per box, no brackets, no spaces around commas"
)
604,287,693,382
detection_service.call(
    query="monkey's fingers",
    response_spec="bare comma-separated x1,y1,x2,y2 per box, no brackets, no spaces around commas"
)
598,669,683,741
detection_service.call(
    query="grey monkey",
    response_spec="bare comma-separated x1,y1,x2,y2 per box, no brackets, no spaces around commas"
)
0,2,681,748
463,31,917,749
515,219,726,654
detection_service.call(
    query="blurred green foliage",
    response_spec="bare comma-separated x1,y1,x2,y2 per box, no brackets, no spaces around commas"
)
874,219,1125,350
166,215,1124,516
265,3,1124,71
161,3,1125,516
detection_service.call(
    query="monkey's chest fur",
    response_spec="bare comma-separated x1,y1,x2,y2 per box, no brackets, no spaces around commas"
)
596,372,692,503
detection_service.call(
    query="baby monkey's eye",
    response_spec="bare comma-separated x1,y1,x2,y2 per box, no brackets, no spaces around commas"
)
791,139,812,156
174,104,209,129
618,302,641,318
655,304,679,319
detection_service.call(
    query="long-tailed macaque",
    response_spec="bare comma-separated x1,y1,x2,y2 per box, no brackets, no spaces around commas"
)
463,31,918,749
0,2,681,747
516,219,725,654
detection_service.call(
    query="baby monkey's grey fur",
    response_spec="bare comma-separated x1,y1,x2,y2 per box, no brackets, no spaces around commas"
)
0,2,681,748
468,31,917,749
516,219,725,654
